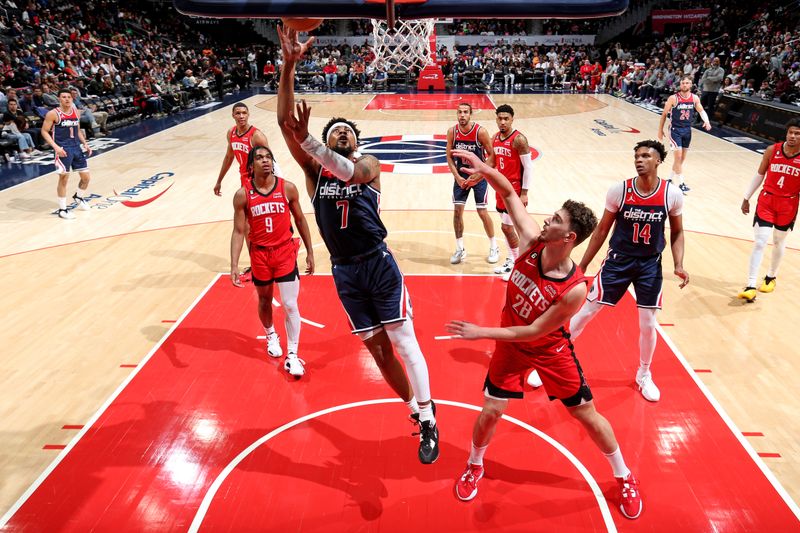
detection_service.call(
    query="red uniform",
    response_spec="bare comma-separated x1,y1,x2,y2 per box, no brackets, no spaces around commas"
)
230,126,259,188
486,242,591,403
246,177,298,283
755,142,800,230
492,130,523,211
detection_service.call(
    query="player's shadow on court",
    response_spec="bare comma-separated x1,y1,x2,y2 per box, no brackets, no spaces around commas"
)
156,326,267,368
112,271,216,291
447,346,492,367
150,249,227,273
3,197,58,216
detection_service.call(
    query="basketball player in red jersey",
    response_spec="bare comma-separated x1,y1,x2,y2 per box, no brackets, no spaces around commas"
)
738,119,800,301
230,145,315,377
447,149,642,520
492,104,535,282
445,102,499,265
41,88,93,219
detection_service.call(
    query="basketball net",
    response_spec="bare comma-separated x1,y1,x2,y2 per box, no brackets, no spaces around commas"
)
370,18,436,71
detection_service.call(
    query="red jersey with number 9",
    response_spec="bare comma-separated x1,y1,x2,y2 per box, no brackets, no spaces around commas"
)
764,142,800,197
246,177,293,247
500,241,587,352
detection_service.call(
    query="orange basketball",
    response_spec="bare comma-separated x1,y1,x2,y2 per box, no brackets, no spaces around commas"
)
281,17,324,33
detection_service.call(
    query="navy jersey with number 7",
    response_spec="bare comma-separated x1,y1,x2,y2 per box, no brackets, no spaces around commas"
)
311,167,387,262
608,177,672,257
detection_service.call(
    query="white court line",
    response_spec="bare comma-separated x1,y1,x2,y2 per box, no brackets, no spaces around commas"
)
0,273,224,528
187,398,617,533
434,335,458,340
633,287,800,520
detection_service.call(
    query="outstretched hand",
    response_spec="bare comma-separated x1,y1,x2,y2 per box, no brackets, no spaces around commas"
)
445,320,484,340
452,149,491,176
283,99,312,144
277,25,315,63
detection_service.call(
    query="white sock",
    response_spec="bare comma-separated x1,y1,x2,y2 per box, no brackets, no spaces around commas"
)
77,187,89,198
418,402,435,424
469,442,489,465
604,447,631,478
768,229,789,278
58,196,67,210
489,236,497,248
677,174,685,184
265,325,276,336
278,278,301,354
456,237,464,250
747,225,771,286
405,397,419,415
510,247,520,261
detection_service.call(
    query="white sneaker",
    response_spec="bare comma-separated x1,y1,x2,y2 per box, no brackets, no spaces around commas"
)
72,193,90,211
487,246,500,264
493,257,513,275
635,371,660,402
526,370,543,388
266,332,283,358
450,248,467,264
57,208,75,220
284,354,306,378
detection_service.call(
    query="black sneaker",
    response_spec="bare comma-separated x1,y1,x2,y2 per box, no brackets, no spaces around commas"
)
411,400,439,464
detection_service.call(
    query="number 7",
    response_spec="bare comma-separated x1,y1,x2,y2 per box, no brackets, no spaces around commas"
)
336,200,349,229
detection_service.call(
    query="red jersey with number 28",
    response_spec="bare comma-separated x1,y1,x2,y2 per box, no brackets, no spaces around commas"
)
246,177,293,247
764,142,800,197
500,241,587,353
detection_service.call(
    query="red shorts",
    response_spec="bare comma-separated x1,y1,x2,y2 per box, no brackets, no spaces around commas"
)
485,339,591,406
249,238,299,284
495,179,522,212
755,190,799,231
240,171,252,189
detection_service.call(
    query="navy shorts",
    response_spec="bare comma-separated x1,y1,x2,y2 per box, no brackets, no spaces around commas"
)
669,127,692,150
55,145,88,173
332,243,412,333
452,178,489,208
587,250,663,309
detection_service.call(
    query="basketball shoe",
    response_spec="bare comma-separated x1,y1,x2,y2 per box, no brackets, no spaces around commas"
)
616,473,642,519
758,276,776,293
737,286,757,302
72,192,90,211
284,354,305,378
266,332,283,358
450,248,467,264
487,246,500,264
455,463,484,501
57,208,75,220
411,400,439,464
678,183,690,194
635,370,660,402
494,257,513,281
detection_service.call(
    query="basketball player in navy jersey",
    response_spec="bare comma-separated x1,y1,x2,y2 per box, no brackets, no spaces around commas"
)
41,88,93,220
657,76,711,194
277,25,440,464
445,102,499,265
569,140,689,402
231,145,315,376
447,149,642,520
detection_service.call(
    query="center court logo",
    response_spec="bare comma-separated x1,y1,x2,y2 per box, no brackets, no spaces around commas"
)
591,119,640,136
358,134,541,174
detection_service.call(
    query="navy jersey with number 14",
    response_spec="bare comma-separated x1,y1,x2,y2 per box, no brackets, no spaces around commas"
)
609,178,675,257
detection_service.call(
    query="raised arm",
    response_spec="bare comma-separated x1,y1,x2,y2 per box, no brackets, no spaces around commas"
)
452,149,540,250
276,24,319,187
285,180,315,275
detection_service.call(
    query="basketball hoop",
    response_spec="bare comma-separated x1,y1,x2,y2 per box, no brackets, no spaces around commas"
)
371,17,436,71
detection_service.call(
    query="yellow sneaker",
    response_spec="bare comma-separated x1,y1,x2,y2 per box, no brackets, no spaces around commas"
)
758,278,776,293
737,287,757,302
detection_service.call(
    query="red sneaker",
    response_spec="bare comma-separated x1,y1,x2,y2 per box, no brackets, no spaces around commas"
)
616,473,642,519
455,463,484,501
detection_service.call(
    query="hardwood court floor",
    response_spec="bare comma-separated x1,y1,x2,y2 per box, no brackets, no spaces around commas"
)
0,93,798,526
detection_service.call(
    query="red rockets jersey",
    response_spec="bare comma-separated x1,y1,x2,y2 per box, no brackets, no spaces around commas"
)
500,241,587,352
246,177,293,247
493,129,523,189
230,126,259,179
764,142,800,197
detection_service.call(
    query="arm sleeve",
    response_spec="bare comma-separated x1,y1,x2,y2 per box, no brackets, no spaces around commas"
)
520,152,534,189
605,182,624,213
744,174,765,200
300,134,354,182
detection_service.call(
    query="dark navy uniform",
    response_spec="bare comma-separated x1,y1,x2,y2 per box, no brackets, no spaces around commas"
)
668,92,696,150
312,167,411,333
588,177,681,309
52,106,88,173
451,123,489,208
